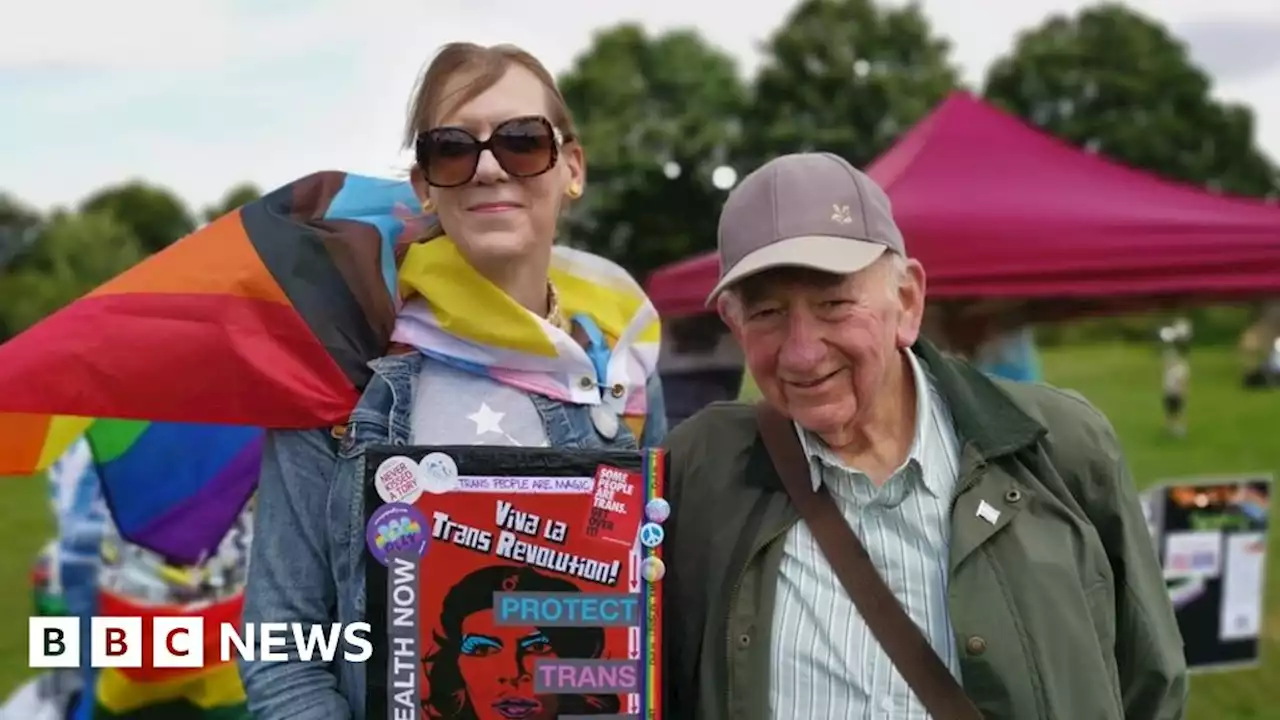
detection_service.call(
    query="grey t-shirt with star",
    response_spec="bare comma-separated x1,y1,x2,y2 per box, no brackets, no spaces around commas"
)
409,361,550,448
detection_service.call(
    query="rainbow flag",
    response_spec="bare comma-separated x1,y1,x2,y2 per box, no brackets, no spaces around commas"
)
0,171,429,475
85,420,262,565
92,590,248,720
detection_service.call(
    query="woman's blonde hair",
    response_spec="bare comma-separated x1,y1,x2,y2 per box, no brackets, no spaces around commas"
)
404,43,579,244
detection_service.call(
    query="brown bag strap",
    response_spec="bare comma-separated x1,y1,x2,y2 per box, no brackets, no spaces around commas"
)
755,401,982,720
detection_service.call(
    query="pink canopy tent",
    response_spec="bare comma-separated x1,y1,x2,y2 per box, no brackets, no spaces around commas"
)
646,91,1280,318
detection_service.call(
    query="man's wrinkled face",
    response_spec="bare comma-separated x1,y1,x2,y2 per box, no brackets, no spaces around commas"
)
722,257,925,438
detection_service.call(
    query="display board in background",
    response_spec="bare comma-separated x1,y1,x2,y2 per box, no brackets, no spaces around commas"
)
1141,475,1271,672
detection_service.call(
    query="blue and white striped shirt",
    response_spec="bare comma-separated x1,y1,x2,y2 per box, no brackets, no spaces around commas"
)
769,349,963,720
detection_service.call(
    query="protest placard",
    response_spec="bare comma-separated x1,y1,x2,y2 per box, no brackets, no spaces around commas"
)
364,446,666,719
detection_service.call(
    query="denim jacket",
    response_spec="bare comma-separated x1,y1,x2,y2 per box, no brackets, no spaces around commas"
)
240,352,668,720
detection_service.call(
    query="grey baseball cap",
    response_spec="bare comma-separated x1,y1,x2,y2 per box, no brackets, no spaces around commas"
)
706,152,906,303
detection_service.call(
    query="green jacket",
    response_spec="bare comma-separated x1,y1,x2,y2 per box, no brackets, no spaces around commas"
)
662,340,1187,720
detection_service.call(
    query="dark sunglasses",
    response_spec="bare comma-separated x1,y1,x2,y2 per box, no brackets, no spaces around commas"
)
414,115,572,188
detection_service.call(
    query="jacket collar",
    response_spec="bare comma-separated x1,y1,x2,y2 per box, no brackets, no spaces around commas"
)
911,338,1045,461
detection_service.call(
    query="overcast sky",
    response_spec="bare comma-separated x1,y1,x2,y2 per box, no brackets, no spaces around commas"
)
2,0,1278,211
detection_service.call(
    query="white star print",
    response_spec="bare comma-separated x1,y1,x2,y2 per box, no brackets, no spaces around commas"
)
468,403,506,436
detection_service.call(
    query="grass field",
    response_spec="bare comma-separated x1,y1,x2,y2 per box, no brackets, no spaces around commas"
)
0,343,1276,717
0,464,52,698
1040,345,1280,720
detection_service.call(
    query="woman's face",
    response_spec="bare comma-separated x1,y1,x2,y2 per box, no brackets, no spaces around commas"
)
414,64,584,274
457,609,560,720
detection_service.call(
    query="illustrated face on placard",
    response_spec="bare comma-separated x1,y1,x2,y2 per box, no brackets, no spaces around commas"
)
422,564,620,720
458,610,559,719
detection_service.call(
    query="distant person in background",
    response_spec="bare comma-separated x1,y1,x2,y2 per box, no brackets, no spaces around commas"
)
1161,346,1189,437
1239,323,1280,389
976,325,1043,383
1268,338,1280,383
1159,319,1192,437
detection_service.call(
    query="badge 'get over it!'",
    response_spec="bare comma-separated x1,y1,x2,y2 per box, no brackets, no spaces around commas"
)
585,464,643,547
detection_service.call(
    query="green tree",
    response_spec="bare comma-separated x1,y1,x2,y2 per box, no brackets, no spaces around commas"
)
557,23,749,277
983,3,1279,197
202,182,263,223
0,192,42,271
79,181,195,253
741,0,962,170
0,211,146,338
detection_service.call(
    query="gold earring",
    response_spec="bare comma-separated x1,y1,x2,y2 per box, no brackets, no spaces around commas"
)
566,183,582,199
421,197,434,213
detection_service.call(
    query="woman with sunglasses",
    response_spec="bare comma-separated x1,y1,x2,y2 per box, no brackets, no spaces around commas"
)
239,42,668,720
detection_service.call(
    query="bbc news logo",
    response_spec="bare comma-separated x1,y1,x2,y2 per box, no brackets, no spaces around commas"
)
30,617,373,668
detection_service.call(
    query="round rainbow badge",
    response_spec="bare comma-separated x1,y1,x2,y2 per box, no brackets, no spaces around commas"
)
366,503,430,566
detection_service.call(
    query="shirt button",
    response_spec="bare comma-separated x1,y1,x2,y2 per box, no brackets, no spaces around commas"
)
966,635,987,656
737,633,751,649
610,383,626,398
578,376,594,390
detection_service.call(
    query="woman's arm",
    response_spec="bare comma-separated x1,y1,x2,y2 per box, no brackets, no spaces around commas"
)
239,428,352,720
640,373,669,447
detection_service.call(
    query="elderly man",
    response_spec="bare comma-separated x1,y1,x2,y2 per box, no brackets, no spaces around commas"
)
661,153,1187,720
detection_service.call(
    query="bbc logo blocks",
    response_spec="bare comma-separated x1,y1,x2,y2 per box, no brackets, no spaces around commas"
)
152,617,206,668
30,616,206,669
29,618,79,668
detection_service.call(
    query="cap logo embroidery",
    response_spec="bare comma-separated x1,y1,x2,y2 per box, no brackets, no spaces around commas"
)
831,204,853,224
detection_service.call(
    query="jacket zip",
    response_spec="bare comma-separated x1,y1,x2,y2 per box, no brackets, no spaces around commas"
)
723,520,796,717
